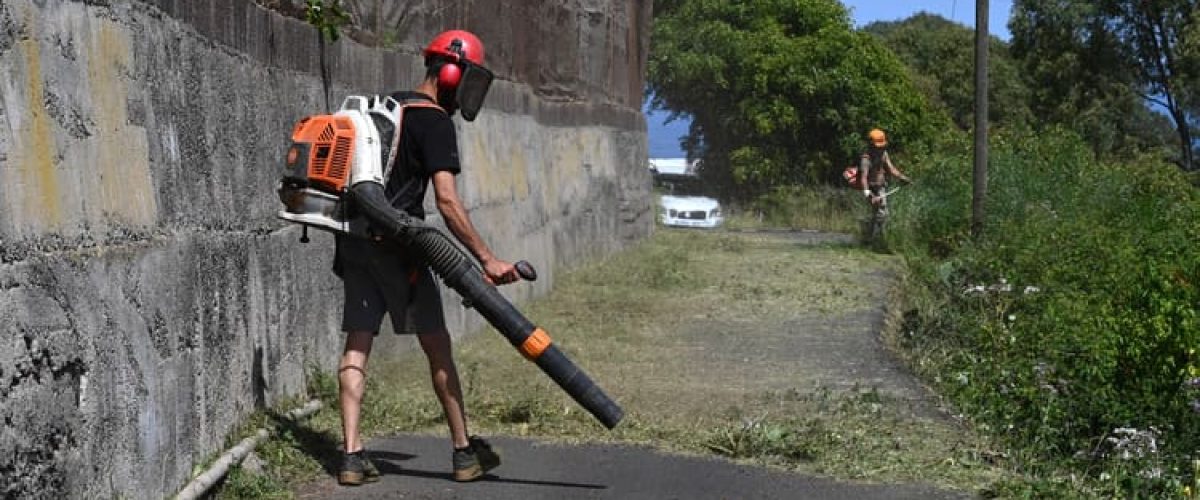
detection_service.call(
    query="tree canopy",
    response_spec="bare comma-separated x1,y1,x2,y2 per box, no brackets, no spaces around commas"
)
1011,0,1198,169
647,0,1199,201
863,13,1031,131
647,0,945,199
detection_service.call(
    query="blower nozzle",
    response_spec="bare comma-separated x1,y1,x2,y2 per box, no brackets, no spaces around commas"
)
349,182,624,429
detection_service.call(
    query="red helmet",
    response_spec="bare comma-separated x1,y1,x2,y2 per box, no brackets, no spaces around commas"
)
424,30,485,90
422,30,494,121
424,30,485,64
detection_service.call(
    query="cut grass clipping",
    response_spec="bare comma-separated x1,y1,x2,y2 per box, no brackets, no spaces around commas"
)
217,229,1012,497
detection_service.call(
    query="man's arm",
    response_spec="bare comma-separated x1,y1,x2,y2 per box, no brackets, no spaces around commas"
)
858,154,872,200
432,170,518,284
883,151,912,184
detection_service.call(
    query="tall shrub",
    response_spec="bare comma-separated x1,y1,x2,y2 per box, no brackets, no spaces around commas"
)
893,128,1199,492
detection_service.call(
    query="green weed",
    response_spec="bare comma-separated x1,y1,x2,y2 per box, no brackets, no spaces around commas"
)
723,185,861,233
892,128,1200,497
703,418,816,461
220,467,290,499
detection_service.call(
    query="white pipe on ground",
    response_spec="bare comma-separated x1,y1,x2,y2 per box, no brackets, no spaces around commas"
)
173,399,323,500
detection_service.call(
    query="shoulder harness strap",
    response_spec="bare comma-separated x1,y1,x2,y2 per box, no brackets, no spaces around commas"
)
382,99,446,182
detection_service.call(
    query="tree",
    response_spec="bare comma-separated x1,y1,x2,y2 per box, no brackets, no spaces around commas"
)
864,13,1032,131
1106,0,1198,170
647,0,945,199
1175,7,1200,163
1010,0,1196,169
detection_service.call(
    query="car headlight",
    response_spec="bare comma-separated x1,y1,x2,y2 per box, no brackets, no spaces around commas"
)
668,209,677,217
710,208,721,217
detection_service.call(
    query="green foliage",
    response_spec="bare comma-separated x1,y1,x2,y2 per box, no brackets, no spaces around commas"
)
880,136,972,257
304,0,349,42
219,467,290,499
647,0,947,199
893,128,1200,495
703,418,815,460
621,241,695,290
1184,9,1200,115
863,13,1032,131
1010,0,1197,169
734,185,860,233
307,364,337,402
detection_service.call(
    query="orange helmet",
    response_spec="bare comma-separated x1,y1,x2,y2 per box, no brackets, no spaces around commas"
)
868,129,888,147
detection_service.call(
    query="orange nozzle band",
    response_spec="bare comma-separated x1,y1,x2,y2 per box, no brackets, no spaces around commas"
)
518,328,552,361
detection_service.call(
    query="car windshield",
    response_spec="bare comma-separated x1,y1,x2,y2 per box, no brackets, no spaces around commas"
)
654,173,709,197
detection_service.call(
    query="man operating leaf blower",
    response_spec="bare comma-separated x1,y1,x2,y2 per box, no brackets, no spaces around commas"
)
277,30,622,486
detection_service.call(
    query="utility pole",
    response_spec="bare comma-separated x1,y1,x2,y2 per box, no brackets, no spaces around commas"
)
972,0,989,238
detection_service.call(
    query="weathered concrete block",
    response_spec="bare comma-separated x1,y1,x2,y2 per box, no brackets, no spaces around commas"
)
0,230,344,498
0,0,651,497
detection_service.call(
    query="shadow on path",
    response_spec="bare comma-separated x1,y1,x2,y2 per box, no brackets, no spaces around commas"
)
298,435,965,500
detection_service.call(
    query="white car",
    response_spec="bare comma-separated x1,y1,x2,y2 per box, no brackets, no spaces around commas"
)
659,194,724,228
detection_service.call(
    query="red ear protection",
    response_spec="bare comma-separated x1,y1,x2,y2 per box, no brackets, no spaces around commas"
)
425,31,484,92
438,62,462,90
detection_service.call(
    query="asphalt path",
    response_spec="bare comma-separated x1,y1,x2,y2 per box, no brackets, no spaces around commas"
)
296,230,969,499
299,435,966,500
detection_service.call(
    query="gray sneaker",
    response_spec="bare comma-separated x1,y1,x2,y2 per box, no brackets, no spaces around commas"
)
338,450,380,486
452,436,501,482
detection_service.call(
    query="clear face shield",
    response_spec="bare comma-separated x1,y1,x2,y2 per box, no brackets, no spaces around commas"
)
454,62,494,121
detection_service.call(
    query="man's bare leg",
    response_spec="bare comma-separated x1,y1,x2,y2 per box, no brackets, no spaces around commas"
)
418,329,470,448
339,330,375,453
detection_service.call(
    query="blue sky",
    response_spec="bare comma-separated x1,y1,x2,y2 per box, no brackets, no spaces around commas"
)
647,1,1014,158
842,0,1013,39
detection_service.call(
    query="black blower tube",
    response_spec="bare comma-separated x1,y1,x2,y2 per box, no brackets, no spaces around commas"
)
349,182,624,429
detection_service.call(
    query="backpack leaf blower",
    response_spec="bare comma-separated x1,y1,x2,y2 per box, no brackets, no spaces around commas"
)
277,95,623,429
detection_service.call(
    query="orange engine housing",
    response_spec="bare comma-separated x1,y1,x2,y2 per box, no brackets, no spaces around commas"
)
290,114,356,192
843,165,863,190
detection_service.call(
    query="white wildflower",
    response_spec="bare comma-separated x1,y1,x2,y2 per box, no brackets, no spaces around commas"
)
1105,427,1160,460
1034,362,1052,378
986,282,1013,293
1139,467,1163,480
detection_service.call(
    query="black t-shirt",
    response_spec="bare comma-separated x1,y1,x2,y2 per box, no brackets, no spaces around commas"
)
385,91,461,218
332,92,460,276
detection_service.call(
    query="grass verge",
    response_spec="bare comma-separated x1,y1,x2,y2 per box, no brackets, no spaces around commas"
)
723,185,864,234
216,228,1012,498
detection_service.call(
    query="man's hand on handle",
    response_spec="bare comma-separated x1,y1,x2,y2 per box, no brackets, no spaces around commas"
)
864,189,882,207
482,258,519,285
482,259,539,285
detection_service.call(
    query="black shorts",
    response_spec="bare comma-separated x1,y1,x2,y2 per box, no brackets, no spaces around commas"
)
337,237,446,335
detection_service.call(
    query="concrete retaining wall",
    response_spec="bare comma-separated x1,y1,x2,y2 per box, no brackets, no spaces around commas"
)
0,0,652,497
